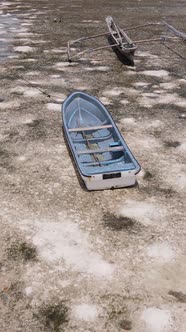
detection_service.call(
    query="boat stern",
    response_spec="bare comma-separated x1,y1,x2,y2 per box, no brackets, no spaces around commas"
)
82,171,136,191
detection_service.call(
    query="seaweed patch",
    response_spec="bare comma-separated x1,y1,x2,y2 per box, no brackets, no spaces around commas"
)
7,241,37,262
143,170,153,180
103,212,136,231
119,319,132,330
35,302,69,331
164,140,181,148
169,290,186,303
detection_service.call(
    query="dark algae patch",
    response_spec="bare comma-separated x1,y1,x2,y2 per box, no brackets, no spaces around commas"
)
103,213,136,231
36,302,69,331
0,147,11,159
5,129,20,142
164,140,181,148
143,170,153,180
119,319,132,330
26,119,44,128
169,290,186,303
7,241,37,262
0,146,16,171
142,185,175,198
157,187,175,197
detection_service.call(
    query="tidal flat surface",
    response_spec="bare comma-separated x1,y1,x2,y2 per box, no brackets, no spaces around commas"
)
0,0,186,331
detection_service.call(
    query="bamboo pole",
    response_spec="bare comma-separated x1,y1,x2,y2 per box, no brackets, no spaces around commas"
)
163,22,186,41
71,32,110,44
121,22,162,32
70,42,120,60
133,36,179,44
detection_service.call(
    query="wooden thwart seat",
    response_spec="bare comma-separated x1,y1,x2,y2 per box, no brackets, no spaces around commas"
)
68,124,113,132
77,146,123,155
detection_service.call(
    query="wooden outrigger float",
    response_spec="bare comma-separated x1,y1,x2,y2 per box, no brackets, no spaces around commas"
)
67,17,186,65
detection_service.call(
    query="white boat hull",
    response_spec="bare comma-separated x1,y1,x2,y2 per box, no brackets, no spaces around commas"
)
82,171,136,191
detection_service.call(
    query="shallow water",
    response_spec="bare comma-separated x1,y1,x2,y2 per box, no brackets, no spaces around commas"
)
0,13,19,62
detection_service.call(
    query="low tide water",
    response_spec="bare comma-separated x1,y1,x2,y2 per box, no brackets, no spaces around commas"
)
0,13,19,62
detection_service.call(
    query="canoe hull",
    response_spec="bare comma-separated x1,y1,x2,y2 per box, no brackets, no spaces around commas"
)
106,16,137,66
107,34,135,66
62,92,140,191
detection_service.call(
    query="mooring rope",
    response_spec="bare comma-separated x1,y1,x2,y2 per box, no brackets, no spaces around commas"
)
161,42,186,60
18,76,52,98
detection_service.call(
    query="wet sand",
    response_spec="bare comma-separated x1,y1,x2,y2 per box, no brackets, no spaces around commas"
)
0,0,186,331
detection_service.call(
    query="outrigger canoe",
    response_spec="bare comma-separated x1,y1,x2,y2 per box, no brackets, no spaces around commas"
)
62,92,141,190
106,16,137,66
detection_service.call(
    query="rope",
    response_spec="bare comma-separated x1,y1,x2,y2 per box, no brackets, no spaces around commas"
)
18,76,51,98
161,42,186,60
16,75,65,100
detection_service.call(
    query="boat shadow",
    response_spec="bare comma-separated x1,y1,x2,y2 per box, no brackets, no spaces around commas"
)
107,35,135,67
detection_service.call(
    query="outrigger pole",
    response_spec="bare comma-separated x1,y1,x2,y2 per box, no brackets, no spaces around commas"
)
67,40,120,62
163,22,186,41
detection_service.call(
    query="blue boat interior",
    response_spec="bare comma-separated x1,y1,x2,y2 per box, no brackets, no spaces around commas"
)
63,92,140,176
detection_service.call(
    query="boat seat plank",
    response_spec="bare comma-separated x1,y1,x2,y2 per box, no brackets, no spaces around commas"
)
83,162,135,169
77,146,124,155
72,133,112,143
68,124,113,132
81,156,124,166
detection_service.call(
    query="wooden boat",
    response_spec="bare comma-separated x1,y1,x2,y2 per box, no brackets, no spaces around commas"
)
105,16,138,66
62,92,141,191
